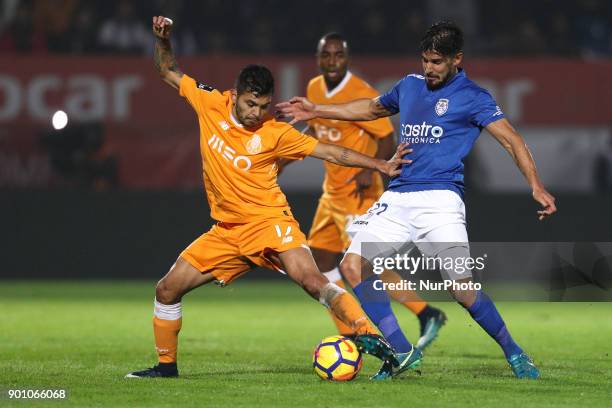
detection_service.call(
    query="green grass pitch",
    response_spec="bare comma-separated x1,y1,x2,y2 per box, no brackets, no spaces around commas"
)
1,280,611,407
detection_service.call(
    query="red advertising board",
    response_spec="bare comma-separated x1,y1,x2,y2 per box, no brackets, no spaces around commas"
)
1,56,610,188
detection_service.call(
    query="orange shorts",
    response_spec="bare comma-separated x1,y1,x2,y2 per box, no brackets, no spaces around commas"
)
180,216,308,286
307,194,378,253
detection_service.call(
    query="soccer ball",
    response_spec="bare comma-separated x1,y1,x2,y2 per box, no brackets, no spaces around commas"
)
312,335,362,381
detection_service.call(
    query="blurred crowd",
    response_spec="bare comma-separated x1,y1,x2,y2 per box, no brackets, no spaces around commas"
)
0,0,610,57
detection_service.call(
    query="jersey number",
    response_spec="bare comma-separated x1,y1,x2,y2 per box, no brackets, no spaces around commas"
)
370,202,388,215
275,224,293,244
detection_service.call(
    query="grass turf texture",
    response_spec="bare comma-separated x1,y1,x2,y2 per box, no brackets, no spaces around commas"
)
1,281,611,408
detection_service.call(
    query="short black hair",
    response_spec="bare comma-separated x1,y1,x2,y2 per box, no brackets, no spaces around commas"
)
420,21,463,56
236,64,274,96
317,32,349,53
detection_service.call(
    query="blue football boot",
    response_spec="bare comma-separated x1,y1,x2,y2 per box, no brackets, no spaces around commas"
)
416,309,447,351
392,346,423,378
508,353,540,379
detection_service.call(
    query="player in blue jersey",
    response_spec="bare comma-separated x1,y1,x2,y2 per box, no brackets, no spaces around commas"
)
277,21,556,380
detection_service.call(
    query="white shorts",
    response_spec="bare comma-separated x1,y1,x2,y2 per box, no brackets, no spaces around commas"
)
345,190,472,280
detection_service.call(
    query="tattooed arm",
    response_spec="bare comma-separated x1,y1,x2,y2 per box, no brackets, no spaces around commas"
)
152,16,183,90
276,96,394,124
309,142,412,177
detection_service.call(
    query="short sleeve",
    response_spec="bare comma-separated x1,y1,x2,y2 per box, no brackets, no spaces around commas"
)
378,78,403,115
179,74,222,113
276,126,319,160
470,90,505,128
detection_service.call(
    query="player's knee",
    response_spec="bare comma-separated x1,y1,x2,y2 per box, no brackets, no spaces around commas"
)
339,258,362,287
155,278,180,304
450,288,477,308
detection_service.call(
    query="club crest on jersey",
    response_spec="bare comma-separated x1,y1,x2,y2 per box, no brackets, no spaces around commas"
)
219,121,230,130
246,134,262,155
435,98,449,116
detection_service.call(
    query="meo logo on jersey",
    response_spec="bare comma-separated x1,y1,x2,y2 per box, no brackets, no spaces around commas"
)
208,134,252,171
400,122,443,144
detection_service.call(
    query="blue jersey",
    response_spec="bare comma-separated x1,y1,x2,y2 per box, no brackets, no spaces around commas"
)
378,68,504,198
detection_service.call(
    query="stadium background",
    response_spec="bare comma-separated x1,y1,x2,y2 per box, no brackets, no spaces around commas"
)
1,2,612,407
1,0,611,279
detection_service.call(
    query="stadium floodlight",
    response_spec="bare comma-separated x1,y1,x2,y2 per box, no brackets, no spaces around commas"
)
51,110,68,130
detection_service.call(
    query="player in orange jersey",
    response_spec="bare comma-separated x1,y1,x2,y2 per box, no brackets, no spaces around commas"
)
126,16,412,379
284,33,447,351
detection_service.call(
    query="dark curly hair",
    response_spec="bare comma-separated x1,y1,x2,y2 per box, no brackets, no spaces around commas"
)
421,21,464,56
236,64,274,96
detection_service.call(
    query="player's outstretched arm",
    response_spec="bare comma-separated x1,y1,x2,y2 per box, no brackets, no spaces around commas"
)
152,16,183,90
310,142,412,177
276,96,393,125
486,118,557,220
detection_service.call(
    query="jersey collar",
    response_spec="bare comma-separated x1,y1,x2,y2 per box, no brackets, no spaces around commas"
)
324,71,352,98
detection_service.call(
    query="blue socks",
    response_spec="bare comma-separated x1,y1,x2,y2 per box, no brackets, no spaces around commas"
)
353,276,412,353
351,282,522,358
467,291,523,359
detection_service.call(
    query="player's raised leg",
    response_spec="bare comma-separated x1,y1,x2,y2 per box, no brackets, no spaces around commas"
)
278,247,375,335
310,247,356,336
126,257,214,378
277,247,398,365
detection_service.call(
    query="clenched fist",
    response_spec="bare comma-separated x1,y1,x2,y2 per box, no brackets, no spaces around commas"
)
152,16,173,40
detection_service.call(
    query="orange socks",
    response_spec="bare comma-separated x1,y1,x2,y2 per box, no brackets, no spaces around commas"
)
153,317,182,363
326,280,358,335
153,300,182,363
401,300,427,315
322,268,376,336
328,291,377,335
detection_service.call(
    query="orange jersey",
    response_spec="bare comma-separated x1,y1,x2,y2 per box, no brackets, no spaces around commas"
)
179,74,318,223
307,71,394,198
